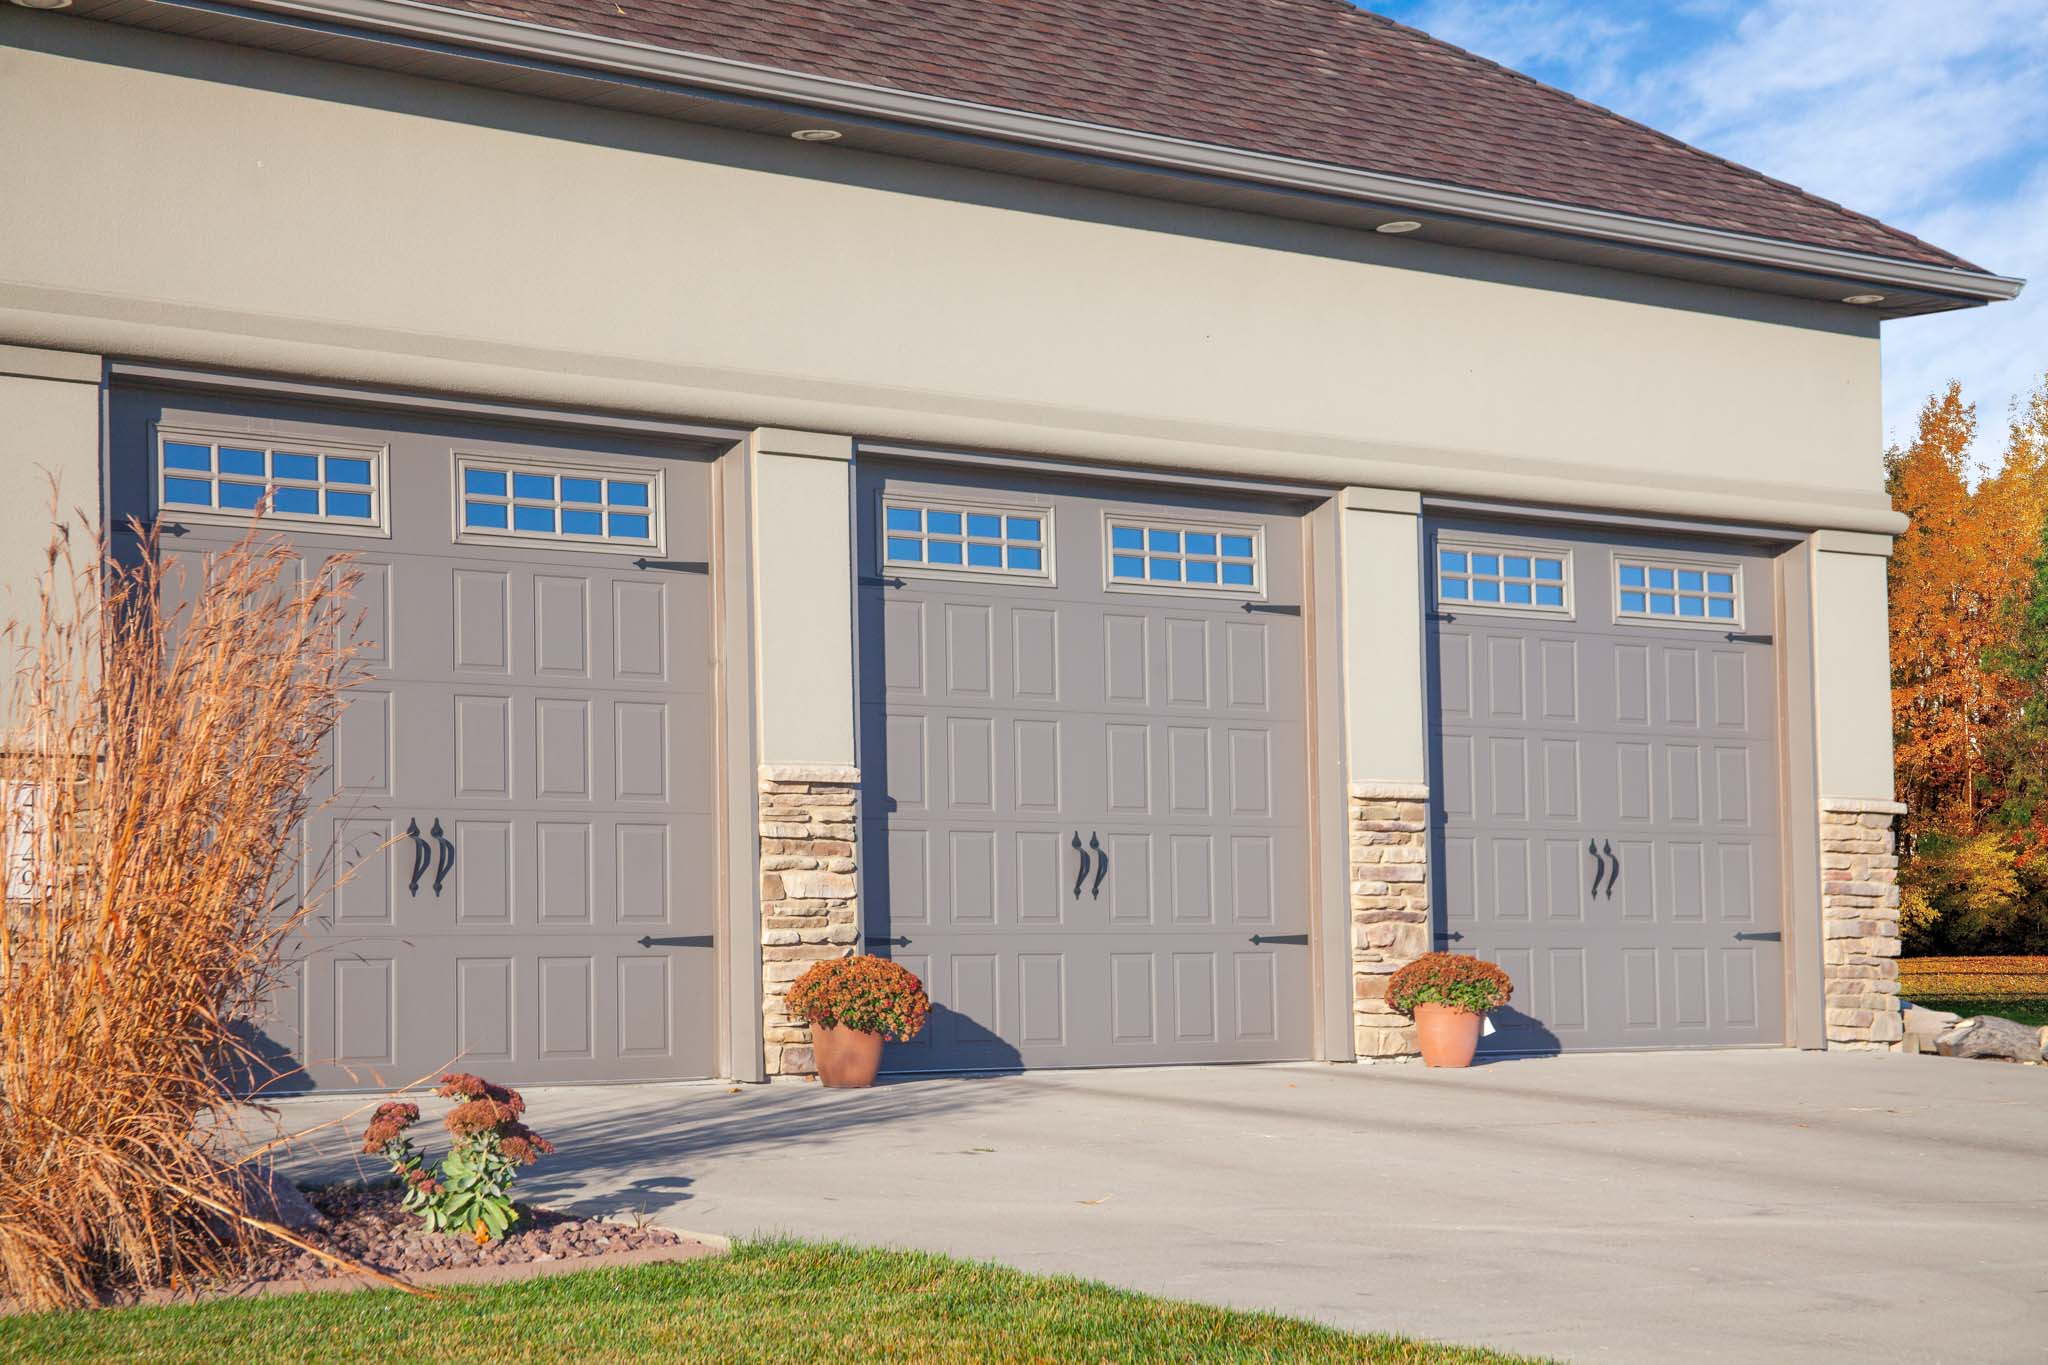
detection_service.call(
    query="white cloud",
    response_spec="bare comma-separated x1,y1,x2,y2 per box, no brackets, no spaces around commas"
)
1369,0,2048,463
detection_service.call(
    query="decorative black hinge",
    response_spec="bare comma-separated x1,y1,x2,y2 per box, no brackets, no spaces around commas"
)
1732,931,1781,942
1242,602,1301,616
635,934,715,948
858,575,907,589
630,558,708,573
864,934,911,948
113,518,188,537
1248,933,1309,946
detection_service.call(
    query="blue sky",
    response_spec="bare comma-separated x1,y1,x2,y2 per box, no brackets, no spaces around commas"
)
1360,0,2048,466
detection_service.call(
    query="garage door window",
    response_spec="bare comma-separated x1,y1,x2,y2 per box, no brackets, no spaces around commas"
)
1436,544,1569,612
156,429,386,534
882,501,1049,577
1106,519,1260,592
1615,559,1739,624
456,456,659,551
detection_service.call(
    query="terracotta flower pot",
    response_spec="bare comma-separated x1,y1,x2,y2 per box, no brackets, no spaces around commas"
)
812,1022,886,1088
1413,1002,1483,1068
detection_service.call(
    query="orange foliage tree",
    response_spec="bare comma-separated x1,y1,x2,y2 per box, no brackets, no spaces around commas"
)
1890,373,2048,952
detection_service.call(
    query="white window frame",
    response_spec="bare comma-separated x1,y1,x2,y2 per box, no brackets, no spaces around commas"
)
151,423,391,538
877,492,1055,584
1610,549,1745,631
451,449,665,557
1432,534,1574,618
1101,511,1265,598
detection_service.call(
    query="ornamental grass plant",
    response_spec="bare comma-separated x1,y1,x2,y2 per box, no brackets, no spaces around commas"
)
0,507,367,1309
785,956,931,1040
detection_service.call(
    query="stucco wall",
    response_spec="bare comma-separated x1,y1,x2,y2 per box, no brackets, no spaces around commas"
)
1812,539,1896,800
0,14,1891,533
748,430,855,766
0,348,100,683
1340,490,1427,786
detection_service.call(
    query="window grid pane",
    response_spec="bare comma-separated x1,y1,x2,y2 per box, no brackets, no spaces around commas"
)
1437,545,1568,613
459,459,658,546
1106,519,1259,592
157,436,380,526
881,501,1049,578
1615,558,1739,624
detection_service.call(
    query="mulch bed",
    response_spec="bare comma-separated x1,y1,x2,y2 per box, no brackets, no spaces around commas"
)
254,1182,687,1283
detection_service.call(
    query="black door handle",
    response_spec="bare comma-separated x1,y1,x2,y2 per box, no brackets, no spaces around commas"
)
1071,831,1089,900
1602,840,1619,901
1089,833,1108,900
1587,838,1604,899
406,818,431,898
430,818,454,897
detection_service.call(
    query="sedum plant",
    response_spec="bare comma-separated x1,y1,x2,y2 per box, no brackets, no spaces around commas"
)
1386,952,1515,1016
363,1073,554,1243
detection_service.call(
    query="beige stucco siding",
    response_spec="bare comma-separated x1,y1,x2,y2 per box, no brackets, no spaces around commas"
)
0,350,100,680
747,430,856,766
1,15,1890,531
1812,541,1897,800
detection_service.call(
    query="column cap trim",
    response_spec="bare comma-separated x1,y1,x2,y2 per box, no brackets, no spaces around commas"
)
1820,796,1906,815
1812,529,1894,557
0,343,99,385
1343,486,1423,515
1350,780,1429,800
749,428,853,461
760,762,861,785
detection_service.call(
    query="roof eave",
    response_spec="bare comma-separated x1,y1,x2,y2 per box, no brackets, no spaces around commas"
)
93,0,2030,309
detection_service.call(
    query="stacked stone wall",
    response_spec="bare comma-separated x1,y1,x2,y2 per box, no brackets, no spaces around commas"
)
1821,798,1905,1050
758,763,860,1076
1350,780,1431,1059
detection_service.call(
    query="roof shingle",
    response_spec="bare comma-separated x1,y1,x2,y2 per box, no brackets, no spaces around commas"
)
433,0,1978,272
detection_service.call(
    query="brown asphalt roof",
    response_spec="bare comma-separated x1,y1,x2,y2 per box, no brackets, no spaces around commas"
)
434,0,1979,272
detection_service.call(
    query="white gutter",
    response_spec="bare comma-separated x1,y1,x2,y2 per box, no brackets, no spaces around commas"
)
149,0,2023,305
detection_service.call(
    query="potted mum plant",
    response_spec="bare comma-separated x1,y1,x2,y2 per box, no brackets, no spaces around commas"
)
785,955,931,1087
1386,952,1514,1068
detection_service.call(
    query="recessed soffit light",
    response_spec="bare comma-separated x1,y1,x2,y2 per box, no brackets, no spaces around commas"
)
790,128,843,142
1842,293,1886,305
1376,220,1423,234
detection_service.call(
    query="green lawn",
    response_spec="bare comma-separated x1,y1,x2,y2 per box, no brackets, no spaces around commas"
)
1905,995,2048,1028
2,1240,1543,1364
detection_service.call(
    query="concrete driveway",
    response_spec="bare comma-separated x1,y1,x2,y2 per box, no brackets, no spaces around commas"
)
263,1050,2047,1363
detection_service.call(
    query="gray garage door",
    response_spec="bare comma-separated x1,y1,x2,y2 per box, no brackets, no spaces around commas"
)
1426,517,1784,1053
858,465,1314,1071
111,387,720,1091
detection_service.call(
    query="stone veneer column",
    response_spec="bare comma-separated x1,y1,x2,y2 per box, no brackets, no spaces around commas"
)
1350,780,1431,1058
1820,797,1905,1050
757,763,860,1076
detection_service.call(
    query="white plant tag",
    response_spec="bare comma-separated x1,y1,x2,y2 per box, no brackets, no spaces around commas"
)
1480,1013,1497,1036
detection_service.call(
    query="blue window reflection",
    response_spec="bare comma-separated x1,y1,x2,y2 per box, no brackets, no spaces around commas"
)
164,442,212,471
272,452,320,482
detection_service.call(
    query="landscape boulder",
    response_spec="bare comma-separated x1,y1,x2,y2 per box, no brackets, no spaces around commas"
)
1933,1015,2042,1063
1901,1004,1961,1037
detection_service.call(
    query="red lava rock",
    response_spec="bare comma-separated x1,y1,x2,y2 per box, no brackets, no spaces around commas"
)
241,1183,684,1286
